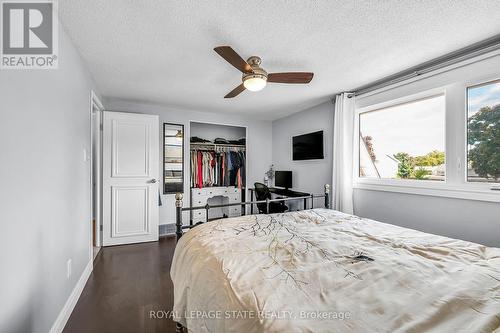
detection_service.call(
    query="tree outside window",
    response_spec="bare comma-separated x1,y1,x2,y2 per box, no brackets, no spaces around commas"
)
467,80,500,183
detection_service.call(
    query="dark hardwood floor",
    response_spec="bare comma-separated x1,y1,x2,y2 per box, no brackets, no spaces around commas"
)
64,236,177,333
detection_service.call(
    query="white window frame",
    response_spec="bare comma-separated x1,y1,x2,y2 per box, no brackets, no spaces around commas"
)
353,85,500,203
464,77,500,186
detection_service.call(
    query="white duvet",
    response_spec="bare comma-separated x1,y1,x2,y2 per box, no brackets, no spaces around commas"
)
170,209,500,333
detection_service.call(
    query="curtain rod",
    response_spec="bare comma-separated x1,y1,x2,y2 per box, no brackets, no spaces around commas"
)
350,33,500,97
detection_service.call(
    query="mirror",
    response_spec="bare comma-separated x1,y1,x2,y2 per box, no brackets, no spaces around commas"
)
163,123,184,194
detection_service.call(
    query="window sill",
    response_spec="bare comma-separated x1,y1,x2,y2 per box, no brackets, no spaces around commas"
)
353,181,500,203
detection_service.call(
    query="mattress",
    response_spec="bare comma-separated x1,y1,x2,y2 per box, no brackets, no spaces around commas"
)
170,209,500,332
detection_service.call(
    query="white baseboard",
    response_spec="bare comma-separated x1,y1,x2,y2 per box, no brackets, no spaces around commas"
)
49,260,93,333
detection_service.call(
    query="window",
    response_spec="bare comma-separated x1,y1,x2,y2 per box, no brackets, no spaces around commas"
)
467,80,500,183
359,95,446,181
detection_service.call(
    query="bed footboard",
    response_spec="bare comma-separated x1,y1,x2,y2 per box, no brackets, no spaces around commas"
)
175,184,330,241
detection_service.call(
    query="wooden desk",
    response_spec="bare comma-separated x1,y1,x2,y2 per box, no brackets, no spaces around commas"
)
248,187,311,214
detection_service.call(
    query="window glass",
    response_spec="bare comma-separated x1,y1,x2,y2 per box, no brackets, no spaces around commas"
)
467,80,500,183
359,95,446,181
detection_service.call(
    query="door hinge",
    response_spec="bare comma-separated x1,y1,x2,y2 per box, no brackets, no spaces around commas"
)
100,124,103,131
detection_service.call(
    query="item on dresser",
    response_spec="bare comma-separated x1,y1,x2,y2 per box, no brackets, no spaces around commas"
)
190,145,245,189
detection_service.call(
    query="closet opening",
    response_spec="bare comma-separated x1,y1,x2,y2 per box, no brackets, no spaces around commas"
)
189,121,247,224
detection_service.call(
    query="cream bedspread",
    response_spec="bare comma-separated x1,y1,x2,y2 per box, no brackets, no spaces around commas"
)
170,209,500,332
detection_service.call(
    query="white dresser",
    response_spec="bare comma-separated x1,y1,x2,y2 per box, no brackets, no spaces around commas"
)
190,186,242,223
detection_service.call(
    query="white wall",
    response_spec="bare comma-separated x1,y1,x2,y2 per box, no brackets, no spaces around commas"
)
0,25,98,332
354,53,500,247
353,189,500,247
103,98,273,225
271,101,333,208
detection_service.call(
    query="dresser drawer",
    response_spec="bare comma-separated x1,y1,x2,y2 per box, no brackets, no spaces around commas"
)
228,206,241,217
192,195,210,206
191,187,241,216
192,189,208,198
192,209,207,223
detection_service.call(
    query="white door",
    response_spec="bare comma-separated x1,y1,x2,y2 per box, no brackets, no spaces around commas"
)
102,111,159,246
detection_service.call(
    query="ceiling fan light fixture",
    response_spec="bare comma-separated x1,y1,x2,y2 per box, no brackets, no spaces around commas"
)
243,74,267,92
214,46,313,98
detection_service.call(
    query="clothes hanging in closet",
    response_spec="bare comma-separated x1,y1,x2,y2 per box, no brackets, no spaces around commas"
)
190,148,245,189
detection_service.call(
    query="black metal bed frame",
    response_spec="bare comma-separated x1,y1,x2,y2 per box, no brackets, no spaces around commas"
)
174,184,330,241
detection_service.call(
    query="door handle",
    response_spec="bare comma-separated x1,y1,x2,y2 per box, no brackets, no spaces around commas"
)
148,179,157,184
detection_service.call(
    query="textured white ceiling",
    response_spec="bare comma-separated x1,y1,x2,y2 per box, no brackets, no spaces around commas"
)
59,0,500,120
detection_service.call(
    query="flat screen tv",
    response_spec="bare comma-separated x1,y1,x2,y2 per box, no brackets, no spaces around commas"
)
292,130,324,160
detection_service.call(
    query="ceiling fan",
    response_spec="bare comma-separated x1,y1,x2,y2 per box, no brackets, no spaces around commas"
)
214,46,314,98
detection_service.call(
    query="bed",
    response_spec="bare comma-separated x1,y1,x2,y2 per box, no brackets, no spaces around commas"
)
170,208,500,333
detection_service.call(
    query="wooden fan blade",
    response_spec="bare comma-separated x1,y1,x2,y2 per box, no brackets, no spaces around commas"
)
214,46,253,74
224,84,246,98
267,72,314,84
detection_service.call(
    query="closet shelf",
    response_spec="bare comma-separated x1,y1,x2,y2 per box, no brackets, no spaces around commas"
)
190,186,246,189
190,142,246,149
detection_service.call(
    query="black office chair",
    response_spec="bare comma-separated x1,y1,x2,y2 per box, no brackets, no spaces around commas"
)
254,182,288,214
